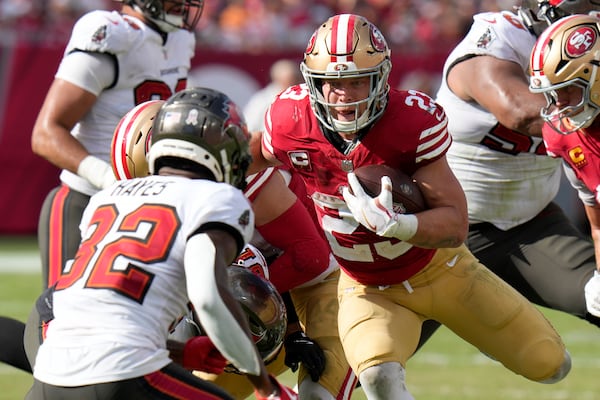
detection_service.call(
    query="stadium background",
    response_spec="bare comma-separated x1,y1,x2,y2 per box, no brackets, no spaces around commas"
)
6,0,580,235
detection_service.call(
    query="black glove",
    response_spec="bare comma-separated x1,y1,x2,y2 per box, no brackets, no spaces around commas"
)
283,330,325,382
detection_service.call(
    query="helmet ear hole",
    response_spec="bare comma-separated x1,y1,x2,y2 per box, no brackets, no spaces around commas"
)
144,0,161,18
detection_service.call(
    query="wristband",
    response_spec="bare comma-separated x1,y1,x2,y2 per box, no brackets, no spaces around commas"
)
77,155,116,189
380,213,418,241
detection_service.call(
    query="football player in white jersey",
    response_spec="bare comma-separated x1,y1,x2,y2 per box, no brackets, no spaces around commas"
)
110,98,357,399
2,0,202,375
424,0,600,347
25,87,297,400
32,0,200,291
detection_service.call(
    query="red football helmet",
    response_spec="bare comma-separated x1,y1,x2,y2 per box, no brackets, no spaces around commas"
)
111,100,164,180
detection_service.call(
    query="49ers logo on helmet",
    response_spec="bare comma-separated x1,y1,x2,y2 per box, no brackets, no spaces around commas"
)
370,25,387,52
305,30,318,55
566,26,597,58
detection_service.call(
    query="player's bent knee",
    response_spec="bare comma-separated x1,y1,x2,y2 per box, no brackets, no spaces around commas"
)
359,362,414,400
520,338,571,383
539,350,571,384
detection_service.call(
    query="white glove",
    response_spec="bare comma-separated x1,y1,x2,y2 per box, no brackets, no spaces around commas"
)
77,155,117,189
585,270,600,317
342,172,418,241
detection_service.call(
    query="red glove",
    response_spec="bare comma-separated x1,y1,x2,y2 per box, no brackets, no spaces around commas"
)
182,336,228,374
254,375,298,400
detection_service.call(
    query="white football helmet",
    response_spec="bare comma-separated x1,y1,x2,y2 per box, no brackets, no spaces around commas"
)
111,100,164,180
301,14,391,133
232,243,270,281
518,0,600,36
124,0,204,32
529,14,600,133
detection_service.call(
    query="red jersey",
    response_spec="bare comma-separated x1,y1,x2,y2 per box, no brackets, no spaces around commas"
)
543,123,600,204
263,84,451,285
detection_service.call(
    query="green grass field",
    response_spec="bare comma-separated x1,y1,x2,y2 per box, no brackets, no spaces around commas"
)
1,236,599,399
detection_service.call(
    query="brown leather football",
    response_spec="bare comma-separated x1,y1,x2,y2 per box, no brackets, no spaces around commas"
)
353,164,426,214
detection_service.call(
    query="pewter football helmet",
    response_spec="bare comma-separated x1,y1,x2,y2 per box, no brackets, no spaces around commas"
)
148,87,252,189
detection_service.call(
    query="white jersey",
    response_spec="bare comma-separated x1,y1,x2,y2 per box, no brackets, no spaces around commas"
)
58,10,195,195
435,11,561,230
33,176,254,386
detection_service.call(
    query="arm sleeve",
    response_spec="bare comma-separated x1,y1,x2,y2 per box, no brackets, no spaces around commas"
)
55,51,116,95
184,233,262,375
257,198,331,293
562,161,597,206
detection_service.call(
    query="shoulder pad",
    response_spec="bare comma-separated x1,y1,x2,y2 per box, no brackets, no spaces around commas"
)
472,11,532,40
467,11,535,61
65,10,140,55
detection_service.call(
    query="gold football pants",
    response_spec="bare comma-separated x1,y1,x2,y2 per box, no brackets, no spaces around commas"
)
338,244,567,382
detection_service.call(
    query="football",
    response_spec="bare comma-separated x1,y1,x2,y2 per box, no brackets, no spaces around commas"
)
353,164,426,214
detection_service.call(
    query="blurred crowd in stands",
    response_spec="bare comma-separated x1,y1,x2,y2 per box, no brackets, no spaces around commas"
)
1,0,521,51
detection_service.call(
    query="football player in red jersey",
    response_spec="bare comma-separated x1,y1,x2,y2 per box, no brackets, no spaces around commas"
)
530,13,600,320
248,13,572,399
110,99,358,400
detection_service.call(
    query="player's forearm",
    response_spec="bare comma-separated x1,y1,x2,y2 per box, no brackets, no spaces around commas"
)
406,207,467,249
31,124,89,173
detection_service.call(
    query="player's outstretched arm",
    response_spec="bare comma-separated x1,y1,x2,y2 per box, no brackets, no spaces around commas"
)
184,230,296,398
